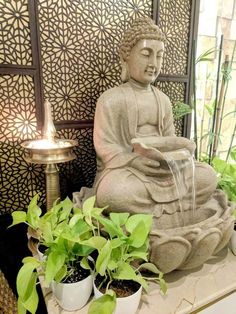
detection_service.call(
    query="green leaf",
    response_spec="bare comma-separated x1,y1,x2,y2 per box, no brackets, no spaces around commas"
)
96,240,112,276
113,262,137,281
41,221,53,244
49,203,62,216
212,157,227,174
54,265,67,282
69,213,83,227
9,211,27,227
75,244,94,256
94,215,122,238
172,102,192,119
21,272,38,314
73,206,82,214
138,262,161,274
16,265,40,313
124,251,148,261
110,238,124,249
196,47,216,64
58,197,73,222
22,257,41,267
230,148,236,161
82,236,107,250
223,110,236,119
45,251,66,284
16,259,40,301
28,194,39,210
80,257,92,270
88,292,116,314
71,219,91,236
126,214,152,234
113,262,148,291
53,220,68,237
52,197,60,207
110,212,130,226
128,221,149,248
83,196,96,213
107,259,117,271
159,278,168,294
91,207,107,216
17,299,27,314
27,195,41,229
205,104,214,116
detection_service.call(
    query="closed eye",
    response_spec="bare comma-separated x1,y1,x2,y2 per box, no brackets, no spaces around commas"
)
140,49,150,57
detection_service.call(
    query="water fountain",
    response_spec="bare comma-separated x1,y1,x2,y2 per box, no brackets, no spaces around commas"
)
73,17,235,274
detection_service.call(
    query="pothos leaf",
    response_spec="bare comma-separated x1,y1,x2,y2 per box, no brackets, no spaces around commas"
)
88,292,116,314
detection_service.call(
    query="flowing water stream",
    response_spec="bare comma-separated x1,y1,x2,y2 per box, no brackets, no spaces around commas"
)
164,149,196,226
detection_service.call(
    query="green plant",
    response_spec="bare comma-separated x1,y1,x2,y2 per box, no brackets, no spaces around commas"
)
212,148,236,203
10,195,105,314
87,212,167,314
172,101,192,120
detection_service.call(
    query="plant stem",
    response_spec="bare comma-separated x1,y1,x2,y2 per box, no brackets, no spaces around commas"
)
208,35,224,164
192,40,198,159
220,40,236,118
199,101,206,158
226,123,236,162
212,55,230,159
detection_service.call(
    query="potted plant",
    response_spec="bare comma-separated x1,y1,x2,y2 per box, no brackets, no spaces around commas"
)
84,211,167,314
9,194,105,314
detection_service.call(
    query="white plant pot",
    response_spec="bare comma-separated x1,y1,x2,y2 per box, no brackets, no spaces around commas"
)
93,281,142,314
230,230,236,256
52,274,93,311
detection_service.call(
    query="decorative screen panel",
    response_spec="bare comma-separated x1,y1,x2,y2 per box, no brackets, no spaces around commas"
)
156,81,186,136
0,0,32,65
0,75,40,141
56,128,96,198
38,0,152,121
0,0,196,214
159,0,191,76
0,139,45,213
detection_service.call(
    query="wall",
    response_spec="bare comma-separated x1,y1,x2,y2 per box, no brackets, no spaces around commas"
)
196,0,236,158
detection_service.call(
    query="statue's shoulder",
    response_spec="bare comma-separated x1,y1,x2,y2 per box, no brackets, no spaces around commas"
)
152,85,170,103
97,84,126,106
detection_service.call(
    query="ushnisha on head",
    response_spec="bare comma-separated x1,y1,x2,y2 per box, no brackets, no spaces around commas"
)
119,17,166,61
119,17,166,84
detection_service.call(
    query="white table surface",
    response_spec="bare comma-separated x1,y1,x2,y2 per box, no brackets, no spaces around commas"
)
41,248,236,314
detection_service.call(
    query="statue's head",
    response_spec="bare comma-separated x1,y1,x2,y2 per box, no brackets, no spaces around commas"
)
119,17,166,84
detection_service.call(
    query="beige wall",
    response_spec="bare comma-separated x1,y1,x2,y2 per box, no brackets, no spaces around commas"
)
195,0,236,159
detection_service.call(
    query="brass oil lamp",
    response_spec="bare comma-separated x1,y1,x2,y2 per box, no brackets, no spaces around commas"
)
21,100,77,209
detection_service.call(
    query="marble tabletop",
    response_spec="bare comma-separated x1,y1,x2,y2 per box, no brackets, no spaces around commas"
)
41,248,236,314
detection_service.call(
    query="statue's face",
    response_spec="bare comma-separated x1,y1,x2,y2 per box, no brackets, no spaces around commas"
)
126,39,164,85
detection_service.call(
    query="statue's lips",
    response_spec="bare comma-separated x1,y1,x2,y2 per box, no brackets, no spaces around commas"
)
146,70,156,75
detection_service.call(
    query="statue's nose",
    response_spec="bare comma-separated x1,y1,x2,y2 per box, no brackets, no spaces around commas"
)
148,55,157,68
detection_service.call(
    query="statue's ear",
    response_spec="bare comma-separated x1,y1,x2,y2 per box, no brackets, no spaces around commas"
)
120,56,130,83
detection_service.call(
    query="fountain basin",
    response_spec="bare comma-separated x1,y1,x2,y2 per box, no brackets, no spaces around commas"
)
149,190,235,273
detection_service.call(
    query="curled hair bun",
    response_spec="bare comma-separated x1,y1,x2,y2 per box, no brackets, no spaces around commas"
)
119,16,166,61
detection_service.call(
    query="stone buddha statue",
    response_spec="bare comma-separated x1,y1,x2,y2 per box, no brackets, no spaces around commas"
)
74,17,234,273
93,17,217,217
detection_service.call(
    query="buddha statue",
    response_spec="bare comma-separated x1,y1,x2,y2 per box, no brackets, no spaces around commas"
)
93,17,217,216
74,17,234,273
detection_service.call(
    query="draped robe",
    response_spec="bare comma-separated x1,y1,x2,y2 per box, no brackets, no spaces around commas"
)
92,82,217,217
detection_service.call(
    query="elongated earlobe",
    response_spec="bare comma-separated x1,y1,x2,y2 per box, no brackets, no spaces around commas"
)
120,57,130,82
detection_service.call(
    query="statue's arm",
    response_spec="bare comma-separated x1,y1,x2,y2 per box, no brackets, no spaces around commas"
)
93,91,138,169
162,95,176,136
160,93,196,155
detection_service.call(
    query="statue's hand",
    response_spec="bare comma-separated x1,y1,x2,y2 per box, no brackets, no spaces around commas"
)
130,156,161,176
